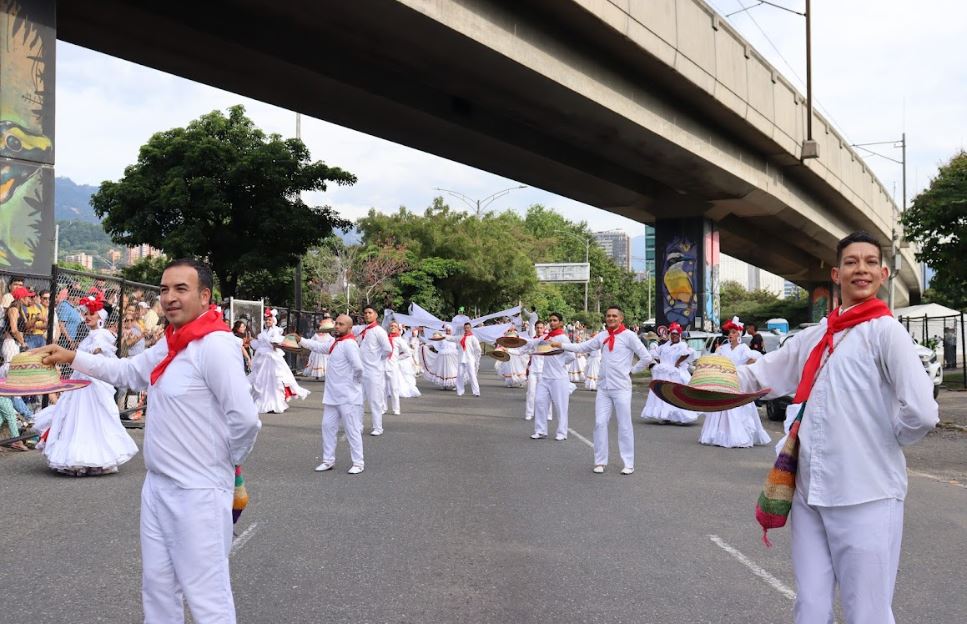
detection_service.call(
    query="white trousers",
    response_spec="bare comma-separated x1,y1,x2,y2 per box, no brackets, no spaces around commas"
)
141,472,235,624
593,389,634,469
526,372,552,420
323,404,364,467
385,368,400,414
791,490,903,624
362,370,386,432
534,377,570,437
456,362,479,396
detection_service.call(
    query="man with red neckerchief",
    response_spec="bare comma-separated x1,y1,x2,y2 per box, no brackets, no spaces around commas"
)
552,305,653,474
445,321,482,397
520,312,574,441
35,258,261,624
737,232,937,623
353,305,392,436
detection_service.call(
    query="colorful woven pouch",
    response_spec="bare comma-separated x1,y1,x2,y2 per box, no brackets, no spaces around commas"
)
232,465,249,524
755,403,804,546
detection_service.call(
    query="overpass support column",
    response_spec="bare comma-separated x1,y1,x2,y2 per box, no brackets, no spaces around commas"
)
804,283,836,323
654,217,720,332
0,0,56,274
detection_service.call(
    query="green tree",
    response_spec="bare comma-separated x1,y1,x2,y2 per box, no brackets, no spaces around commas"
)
901,150,967,309
91,105,355,298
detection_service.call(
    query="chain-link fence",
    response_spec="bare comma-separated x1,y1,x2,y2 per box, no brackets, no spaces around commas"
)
899,310,966,388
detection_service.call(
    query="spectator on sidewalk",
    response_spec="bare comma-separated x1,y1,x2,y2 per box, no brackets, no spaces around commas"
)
0,395,30,451
57,291,83,347
0,276,24,311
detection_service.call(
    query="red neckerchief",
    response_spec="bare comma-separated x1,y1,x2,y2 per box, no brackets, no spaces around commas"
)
460,328,473,351
150,305,228,385
329,332,356,354
793,298,891,403
359,321,377,341
387,332,399,359
604,323,626,351
545,328,564,338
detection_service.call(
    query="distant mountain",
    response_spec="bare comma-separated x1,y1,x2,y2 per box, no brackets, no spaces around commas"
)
55,177,100,223
336,226,362,245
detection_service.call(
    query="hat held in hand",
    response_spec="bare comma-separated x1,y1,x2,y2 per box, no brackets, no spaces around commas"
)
648,354,769,412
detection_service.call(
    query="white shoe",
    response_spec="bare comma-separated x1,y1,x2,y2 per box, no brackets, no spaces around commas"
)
370,429,383,436
555,433,567,441
347,465,364,475
548,415,554,420
530,433,547,440
592,465,605,474
620,467,635,475
314,462,334,472
392,410,400,415
525,416,533,421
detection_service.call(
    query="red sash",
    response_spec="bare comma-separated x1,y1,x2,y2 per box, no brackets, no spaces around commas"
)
150,305,228,385
461,330,473,351
545,328,564,339
359,322,377,341
330,332,356,354
604,324,626,351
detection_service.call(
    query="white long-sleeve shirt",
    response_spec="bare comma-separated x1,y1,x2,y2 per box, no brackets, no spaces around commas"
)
520,333,574,380
446,333,481,367
717,341,756,366
738,316,939,507
653,340,693,372
302,336,363,406
386,335,413,372
72,331,261,491
561,329,652,392
354,323,392,374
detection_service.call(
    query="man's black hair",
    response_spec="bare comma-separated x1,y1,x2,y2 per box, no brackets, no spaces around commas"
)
836,231,883,264
606,305,624,314
164,258,214,291
362,304,378,315
549,311,563,322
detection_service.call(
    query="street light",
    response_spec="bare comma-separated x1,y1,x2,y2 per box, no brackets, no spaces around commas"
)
552,228,591,312
433,185,528,218
851,133,907,310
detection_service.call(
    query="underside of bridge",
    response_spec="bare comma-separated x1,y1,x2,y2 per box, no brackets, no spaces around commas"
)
57,0,918,308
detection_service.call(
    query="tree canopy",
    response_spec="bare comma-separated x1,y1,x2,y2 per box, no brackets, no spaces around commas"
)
91,105,355,298
901,150,967,309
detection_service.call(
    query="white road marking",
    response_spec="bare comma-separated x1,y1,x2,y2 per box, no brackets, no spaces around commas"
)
567,428,594,449
708,534,797,600
231,522,259,557
908,469,967,489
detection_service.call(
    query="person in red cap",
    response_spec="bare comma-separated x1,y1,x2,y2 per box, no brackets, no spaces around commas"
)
35,258,261,623
640,322,698,425
737,232,939,623
1,285,34,370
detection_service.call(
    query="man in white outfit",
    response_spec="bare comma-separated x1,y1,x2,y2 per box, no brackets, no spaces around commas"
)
525,320,551,422
37,258,261,624
354,305,392,436
552,306,652,474
521,312,573,441
447,321,481,397
738,232,938,623
300,314,365,475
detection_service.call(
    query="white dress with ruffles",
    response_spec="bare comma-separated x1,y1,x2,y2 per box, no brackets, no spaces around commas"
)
698,342,771,447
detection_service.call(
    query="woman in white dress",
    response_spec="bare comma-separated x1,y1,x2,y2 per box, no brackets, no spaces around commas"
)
422,329,458,390
583,333,601,390
499,329,528,387
386,321,420,412
38,293,138,476
641,323,698,424
303,317,334,379
568,335,587,383
408,326,423,377
698,317,771,447
248,308,310,413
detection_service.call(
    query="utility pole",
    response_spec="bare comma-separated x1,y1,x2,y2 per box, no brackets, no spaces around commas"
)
433,185,528,218
293,112,304,312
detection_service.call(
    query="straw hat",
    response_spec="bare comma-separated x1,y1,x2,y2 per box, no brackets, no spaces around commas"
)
430,331,445,341
319,319,335,331
642,331,660,341
531,341,563,356
0,353,91,396
488,350,510,362
276,334,307,353
648,354,769,412
495,336,527,349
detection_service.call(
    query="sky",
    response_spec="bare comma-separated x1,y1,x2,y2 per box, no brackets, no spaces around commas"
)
54,1,966,242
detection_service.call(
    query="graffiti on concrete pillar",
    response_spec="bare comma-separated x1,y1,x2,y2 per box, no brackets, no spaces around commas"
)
661,236,697,327
702,221,720,332
0,0,55,272
810,286,831,322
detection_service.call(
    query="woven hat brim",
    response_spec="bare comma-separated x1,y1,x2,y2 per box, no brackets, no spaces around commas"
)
277,342,307,353
532,349,564,356
648,380,769,412
495,336,527,348
488,351,510,362
429,336,446,341
0,379,91,396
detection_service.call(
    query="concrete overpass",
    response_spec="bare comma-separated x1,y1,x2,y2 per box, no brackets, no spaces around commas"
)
53,0,919,308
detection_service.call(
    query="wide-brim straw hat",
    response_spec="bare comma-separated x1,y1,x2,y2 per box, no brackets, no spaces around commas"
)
531,341,563,356
649,354,769,412
496,336,527,349
276,335,307,353
488,350,510,362
319,319,335,330
430,332,445,341
642,331,660,341
0,353,91,396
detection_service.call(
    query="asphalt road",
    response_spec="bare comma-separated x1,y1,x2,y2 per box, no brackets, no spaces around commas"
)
2,374,964,623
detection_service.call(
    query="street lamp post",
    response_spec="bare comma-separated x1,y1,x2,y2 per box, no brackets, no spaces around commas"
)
851,133,907,310
433,185,528,218
553,229,591,312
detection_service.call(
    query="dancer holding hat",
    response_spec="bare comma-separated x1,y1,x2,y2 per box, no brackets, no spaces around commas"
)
551,306,652,473
698,316,770,448
736,232,939,623
354,306,392,435
34,258,261,623
33,292,139,476
522,312,574,441
248,308,310,414
445,322,482,397
303,317,335,379
640,322,698,425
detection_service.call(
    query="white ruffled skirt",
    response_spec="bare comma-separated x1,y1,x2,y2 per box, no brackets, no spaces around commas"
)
641,363,699,425
698,402,771,448
249,350,310,413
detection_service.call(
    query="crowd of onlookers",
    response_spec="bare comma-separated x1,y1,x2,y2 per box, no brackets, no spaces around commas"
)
0,274,168,448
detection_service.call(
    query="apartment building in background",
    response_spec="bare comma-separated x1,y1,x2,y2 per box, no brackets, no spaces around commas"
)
594,230,631,271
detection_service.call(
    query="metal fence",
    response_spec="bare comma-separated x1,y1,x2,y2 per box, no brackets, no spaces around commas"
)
899,310,966,388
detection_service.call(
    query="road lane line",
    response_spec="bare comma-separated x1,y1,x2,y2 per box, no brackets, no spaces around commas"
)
708,534,796,600
567,428,594,449
908,469,967,489
231,522,259,557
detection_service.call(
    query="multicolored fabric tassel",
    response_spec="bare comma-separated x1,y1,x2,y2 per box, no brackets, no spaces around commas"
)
755,403,804,546
232,465,249,524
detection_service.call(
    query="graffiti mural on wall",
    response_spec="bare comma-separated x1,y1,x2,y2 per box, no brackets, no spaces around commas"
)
0,0,55,272
661,236,697,327
702,222,720,332
810,286,831,323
